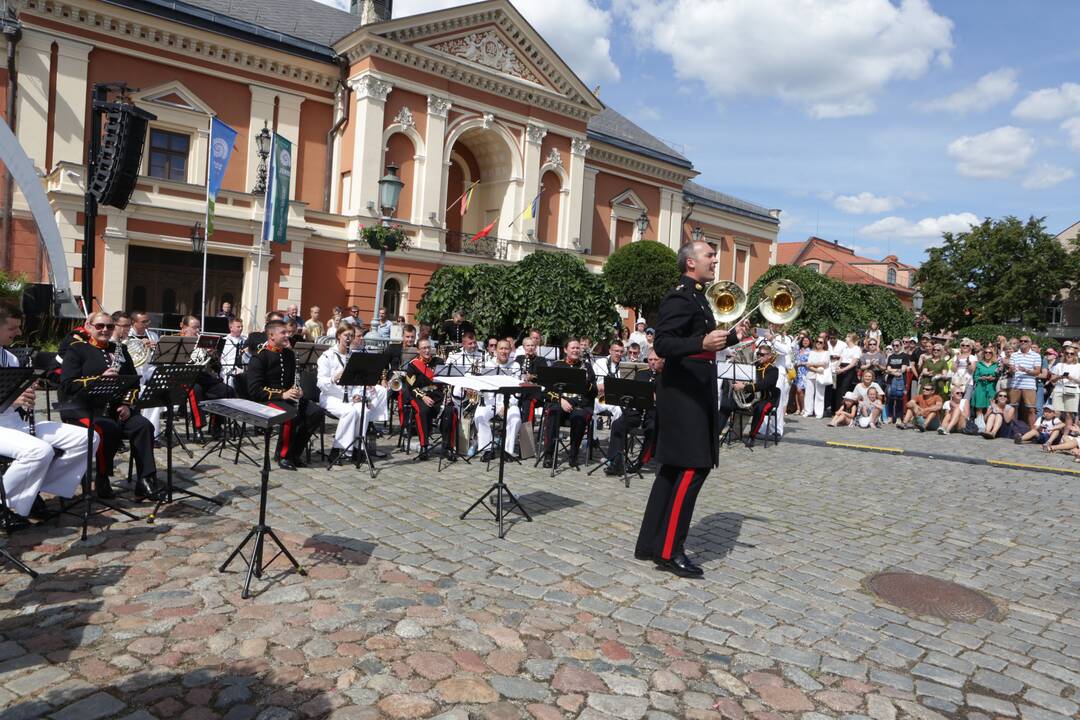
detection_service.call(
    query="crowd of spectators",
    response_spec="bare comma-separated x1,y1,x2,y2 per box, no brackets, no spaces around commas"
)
786,323,1080,460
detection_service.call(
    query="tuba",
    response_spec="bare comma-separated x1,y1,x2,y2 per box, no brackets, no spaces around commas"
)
706,281,746,329
705,279,803,329
728,342,759,409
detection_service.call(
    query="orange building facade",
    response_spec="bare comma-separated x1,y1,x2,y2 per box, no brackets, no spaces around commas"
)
777,237,917,307
1,0,780,326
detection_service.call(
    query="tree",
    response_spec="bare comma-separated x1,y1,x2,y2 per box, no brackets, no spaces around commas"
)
603,240,679,321
748,264,914,342
916,216,1079,331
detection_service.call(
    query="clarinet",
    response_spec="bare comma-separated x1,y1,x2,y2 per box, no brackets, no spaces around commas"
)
18,382,37,437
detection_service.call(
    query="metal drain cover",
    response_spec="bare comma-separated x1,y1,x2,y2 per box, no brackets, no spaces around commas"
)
866,572,1001,622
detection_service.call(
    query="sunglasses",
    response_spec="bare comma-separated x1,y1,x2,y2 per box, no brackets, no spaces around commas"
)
91,323,115,330
996,394,1007,399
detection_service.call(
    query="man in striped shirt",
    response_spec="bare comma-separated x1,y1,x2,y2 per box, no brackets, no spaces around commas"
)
1007,335,1042,429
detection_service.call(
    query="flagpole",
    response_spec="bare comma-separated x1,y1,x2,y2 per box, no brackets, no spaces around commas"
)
255,151,271,333
202,117,212,330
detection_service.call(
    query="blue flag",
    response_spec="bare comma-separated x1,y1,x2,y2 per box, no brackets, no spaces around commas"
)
206,117,237,238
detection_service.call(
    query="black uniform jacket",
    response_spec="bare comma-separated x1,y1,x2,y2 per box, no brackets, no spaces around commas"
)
246,344,296,403
746,363,781,406
546,358,596,409
653,275,738,468
404,356,444,403
59,336,139,417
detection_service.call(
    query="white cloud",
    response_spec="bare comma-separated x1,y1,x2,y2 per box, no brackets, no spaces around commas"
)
917,67,1018,114
858,213,979,242
612,0,953,118
833,192,906,214
946,126,1035,178
1062,117,1080,152
387,0,619,85
1021,163,1075,190
1012,82,1080,121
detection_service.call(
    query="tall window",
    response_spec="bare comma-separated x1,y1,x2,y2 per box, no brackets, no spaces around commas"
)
148,129,190,181
383,278,402,319
887,267,897,285
805,262,820,273
1047,301,1063,326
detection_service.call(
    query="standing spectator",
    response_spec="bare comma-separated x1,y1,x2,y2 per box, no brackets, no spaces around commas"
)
802,338,831,418
217,301,234,319
1039,346,1059,415
344,305,362,328
1005,335,1041,429
1048,346,1080,438
618,326,630,343
792,335,812,416
304,306,323,341
326,307,343,338
832,332,862,413
884,339,910,423
376,308,393,338
860,338,887,389
643,328,655,357
865,319,882,347
897,383,943,432
982,391,1015,439
938,388,969,435
919,342,950,397
628,320,648,351
972,347,1000,420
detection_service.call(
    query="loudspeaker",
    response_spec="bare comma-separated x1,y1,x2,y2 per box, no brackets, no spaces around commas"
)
21,283,54,316
88,104,156,210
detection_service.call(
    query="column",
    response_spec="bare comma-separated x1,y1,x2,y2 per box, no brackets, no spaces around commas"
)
657,188,682,249
418,94,451,250
565,138,589,251
348,74,393,216
519,123,546,241
579,165,597,254
52,37,92,166
100,211,129,313
274,92,305,200
246,85,277,192
14,28,52,170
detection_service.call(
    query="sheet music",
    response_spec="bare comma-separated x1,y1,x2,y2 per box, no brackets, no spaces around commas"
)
203,398,290,421
434,376,527,392
716,362,756,382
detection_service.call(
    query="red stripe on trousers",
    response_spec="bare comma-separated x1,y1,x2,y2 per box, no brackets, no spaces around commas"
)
752,402,773,438
397,395,405,425
76,418,107,479
528,399,537,423
188,388,203,429
450,412,457,450
640,445,652,464
267,403,291,458
410,399,427,446
661,469,696,560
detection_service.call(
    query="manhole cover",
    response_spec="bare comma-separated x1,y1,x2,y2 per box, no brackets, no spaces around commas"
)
865,572,1001,622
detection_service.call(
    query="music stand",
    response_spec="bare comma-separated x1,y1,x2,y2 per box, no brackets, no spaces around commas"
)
202,316,229,335
0,367,40,577
461,380,535,538
154,336,197,365
618,362,649,379
717,359,755,447
135,364,222,523
587,377,654,487
433,363,471,468
210,398,304,599
533,365,590,474
292,342,329,369
330,352,388,477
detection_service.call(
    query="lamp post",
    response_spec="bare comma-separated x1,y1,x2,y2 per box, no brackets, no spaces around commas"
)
912,289,924,330
252,121,272,194
371,164,404,328
691,226,704,243
635,210,649,241
190,221,205,255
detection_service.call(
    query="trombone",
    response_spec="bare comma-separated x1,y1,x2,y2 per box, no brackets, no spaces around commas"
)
705,279,804,329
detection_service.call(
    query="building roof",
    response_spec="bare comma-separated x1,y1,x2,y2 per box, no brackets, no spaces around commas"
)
586,108,692,168
684,180,778,225
778,237,915,294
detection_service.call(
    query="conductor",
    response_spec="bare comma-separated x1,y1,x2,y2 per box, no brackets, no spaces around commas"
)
635,241,744,578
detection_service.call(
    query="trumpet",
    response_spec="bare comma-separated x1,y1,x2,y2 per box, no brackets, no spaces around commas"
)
387,370,407,392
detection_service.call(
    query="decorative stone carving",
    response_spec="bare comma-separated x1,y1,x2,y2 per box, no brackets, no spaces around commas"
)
526,123,547,144
571,137,591,156
429,29,543,85
353,75,393,102
482,112,495,130
427,95,452,119
393,106,415,129
545,147,562,168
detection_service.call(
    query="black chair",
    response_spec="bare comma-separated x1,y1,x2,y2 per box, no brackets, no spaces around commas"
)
534,405,594,476
0,456,40,577
298,369,332,462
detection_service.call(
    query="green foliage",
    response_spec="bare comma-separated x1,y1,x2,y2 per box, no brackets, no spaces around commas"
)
915,216,1078,331
749,264,914,342
0,269,27,306
954,324,1059,351
415,251,619,343
359,223,410,251
603,240,679,319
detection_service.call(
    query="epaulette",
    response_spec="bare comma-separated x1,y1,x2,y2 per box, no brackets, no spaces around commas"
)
70,335,86,345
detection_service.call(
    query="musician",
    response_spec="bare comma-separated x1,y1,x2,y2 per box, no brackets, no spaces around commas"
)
246,319,323,470
216,318,247,388
440,309,475,344
317,323,389,464
245,311,285,356
517,336,549,423
484,337,499,364
514,328,543,359
0,303,90,524
179,315,235,436
474,340,521,462
767,322,793,435
540,337,596,468
735,344,781,448
594,339,625,438
605,350,663,476
626,343,643,362
635,241,744,578
444,331,485,421
404,338,457,460
59,311,163,501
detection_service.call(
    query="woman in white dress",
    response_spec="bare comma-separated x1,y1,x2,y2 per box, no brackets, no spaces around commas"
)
316,323,388,463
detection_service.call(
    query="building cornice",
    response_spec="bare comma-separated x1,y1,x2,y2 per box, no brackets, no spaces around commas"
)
586,141,696,186
18,0,340,92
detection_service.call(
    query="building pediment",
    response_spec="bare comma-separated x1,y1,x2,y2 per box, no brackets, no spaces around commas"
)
423,26,545,88
133,81,216,117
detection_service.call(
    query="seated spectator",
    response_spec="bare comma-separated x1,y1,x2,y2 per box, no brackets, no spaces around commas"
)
828,391,858,428
853,369,884,403
1016,405,1063,446
856,387,883,428
1042,428,1077,453
982,390,1015,439
898,383,943,431
939,388,969,435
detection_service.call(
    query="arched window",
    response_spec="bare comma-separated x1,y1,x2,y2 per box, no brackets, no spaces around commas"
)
887,267,897,285
383,278,402,318
805,262,820,273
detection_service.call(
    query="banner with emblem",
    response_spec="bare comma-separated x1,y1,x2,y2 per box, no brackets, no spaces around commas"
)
205,117,237,238
262,133,293,245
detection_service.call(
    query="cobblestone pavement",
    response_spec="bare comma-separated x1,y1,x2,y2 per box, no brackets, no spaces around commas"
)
1,414,1078,720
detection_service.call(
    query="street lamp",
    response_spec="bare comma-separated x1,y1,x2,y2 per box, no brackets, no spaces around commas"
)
691,226,704,243
190,221,205,255
253,121,272,194
635,210,649,240
371,164,405,328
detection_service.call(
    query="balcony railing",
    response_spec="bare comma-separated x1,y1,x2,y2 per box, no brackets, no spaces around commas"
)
445,230,509,259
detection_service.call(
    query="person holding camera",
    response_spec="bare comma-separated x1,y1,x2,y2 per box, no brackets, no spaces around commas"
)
1048,347,1080,439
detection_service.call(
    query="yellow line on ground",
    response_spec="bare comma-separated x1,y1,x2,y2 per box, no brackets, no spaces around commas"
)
987,459,1080,475
824,441,904,454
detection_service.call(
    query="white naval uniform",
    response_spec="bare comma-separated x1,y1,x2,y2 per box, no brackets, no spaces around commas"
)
474,359,522,456
770,333,794,436
316,347,388,451
593,357,624,434
132,329,163,435
0,348,92,515
219,334,247,389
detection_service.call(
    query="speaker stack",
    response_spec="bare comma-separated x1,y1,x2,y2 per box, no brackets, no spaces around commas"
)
88,103,157,210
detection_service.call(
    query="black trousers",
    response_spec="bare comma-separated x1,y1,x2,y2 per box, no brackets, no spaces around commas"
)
542,402,591,457
410,397,458,450
831,367,857,414
636,464,710,560
749,397,776,439
189,379,236,430
63,412,157,480
266,398,322,462
606,409,657,470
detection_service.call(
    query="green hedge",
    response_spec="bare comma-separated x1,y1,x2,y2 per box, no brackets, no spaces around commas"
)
602,240,679,321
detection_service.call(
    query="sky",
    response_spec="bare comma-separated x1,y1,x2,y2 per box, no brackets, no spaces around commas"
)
320,0,1080,266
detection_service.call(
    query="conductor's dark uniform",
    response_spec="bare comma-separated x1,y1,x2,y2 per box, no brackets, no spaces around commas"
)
246,344,322,468
635,276,738,569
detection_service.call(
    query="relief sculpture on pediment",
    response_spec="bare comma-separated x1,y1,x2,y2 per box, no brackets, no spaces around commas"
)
430,30,543,85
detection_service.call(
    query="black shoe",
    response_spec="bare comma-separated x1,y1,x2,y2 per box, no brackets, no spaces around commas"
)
278,458,298,471
628,460,643,474
744,438,755,450
327,448,344,465
95,476,116,500
30,495,50,520
633,550,653,562
604,463,624,476
589,439,602,451
1,507,30,531
656,552,704,578
481,450,496,462
416,449,430,461
443,449,456,462
501,451,518,462
353,450,368,464
134,476,163,502
292,457,308,468
542,455,553,468
569,449,581,468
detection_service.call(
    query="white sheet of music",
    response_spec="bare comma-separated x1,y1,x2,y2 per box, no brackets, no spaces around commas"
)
434,376,527,392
